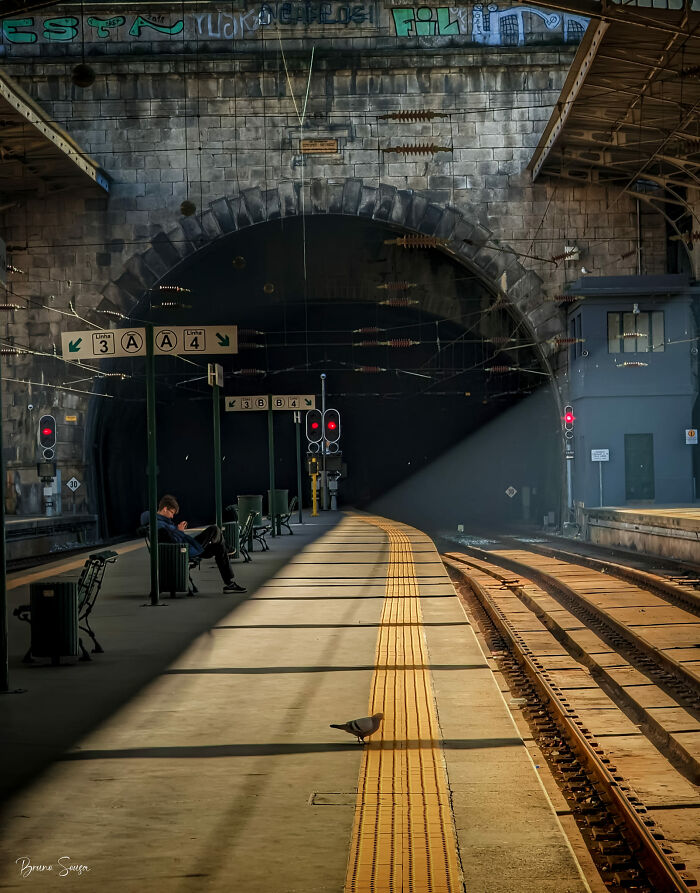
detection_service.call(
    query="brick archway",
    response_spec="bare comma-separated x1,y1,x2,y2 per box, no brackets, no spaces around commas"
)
99,177,562,375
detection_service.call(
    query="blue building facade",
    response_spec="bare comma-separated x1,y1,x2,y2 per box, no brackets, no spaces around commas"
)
566,276,699,510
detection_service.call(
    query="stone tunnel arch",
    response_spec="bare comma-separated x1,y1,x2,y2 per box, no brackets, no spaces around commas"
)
98,177,564,383
90,177,568,533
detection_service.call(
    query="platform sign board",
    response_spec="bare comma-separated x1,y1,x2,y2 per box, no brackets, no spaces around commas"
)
271,395,316,410
686,429,698,444
226,394,316,412
66,477,81,492
226,396,269,412
591,449,610,461
61,326,238,359
505,486,517,498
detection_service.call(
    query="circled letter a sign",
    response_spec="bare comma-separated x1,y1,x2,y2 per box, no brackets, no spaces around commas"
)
156,329,178,352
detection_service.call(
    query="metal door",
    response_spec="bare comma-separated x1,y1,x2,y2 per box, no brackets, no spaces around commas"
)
624,433,655,500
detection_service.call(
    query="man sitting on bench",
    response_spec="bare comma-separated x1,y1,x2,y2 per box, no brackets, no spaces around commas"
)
157,494,246,594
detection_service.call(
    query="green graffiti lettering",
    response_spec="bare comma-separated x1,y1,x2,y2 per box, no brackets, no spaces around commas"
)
391,9,415,37
128,15,184,37
43,16,79,41
87,16,126,38
436,8,460,35
415,8,435,36
2,18,38,43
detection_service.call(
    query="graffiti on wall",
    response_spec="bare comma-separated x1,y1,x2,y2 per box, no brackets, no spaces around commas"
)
391,5,587,43
1,3,586,46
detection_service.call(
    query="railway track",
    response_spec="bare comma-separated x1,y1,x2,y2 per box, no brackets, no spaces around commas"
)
443,545,700,892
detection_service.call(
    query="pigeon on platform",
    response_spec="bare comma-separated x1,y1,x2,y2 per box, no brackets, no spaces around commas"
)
330,712,384,744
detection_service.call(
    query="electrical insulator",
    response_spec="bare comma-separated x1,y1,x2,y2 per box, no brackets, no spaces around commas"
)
383,235,448,249
378,297,420,307
377,110,448,121
382,144,451,156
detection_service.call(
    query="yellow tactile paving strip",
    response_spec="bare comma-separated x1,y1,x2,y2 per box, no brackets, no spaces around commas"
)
344,518,462,893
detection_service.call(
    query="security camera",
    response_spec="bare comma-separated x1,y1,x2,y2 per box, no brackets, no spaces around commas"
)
27,404,34,411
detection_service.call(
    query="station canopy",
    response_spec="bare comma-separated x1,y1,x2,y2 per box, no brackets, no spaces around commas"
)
529,0,700,234
0,69,108,200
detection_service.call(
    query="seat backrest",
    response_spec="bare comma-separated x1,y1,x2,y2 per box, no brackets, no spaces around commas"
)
239,510,255,541
288,495,298,514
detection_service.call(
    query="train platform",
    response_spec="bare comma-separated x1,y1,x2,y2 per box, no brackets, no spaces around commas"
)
0,512,591,892
579,504,700,564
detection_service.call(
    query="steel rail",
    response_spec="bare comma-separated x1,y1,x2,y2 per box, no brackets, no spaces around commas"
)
445,551,700,784
444,555,698,892
499,536,700,617
450,545,700,706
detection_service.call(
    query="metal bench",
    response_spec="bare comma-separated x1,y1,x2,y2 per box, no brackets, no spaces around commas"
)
13,549,118,662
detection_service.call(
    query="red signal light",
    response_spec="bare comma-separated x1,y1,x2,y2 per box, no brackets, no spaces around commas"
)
42,427,53,436
327,420,337,430
311,421,320,429
564,411,575,424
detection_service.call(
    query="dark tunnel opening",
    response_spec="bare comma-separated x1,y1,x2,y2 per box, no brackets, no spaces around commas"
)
92,215,560,536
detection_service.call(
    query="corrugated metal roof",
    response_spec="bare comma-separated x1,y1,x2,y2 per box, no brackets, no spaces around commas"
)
529,6,700,239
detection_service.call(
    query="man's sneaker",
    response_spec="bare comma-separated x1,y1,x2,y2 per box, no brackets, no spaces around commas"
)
223,581,247,593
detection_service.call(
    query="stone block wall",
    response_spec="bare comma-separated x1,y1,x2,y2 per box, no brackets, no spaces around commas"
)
0,29,666,514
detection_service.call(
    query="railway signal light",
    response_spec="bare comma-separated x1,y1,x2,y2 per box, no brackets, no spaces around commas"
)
324,409,341,445
306,409,323,453
563,405,575,440
38,414,57,459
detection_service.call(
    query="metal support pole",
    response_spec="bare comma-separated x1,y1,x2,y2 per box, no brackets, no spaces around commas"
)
311,473,319,516
0,359,8,693
213,381,222,529
320,373,328,510
146,324,160,606
294,410,303,525
599,461,603,507
267,400,277,536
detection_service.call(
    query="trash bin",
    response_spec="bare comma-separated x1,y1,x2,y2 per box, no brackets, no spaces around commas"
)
159,543,189,596
223,521,240,559
237,494,263,526
30,581,78,663
267,488,289,517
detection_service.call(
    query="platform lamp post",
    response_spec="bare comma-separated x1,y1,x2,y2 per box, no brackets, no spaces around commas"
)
320,373,328,510
145,324,160,606
267,398,277,537
209,363,223,530
294,410,303,525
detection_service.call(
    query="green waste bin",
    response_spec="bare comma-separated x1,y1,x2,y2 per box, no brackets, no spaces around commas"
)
267,488,289,516
30,581,78,663
223,521,240,559
159,542,189,596
237,494,263,526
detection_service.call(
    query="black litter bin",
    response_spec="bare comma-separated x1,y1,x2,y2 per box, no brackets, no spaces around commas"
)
30,581,79,664
158,543,190,596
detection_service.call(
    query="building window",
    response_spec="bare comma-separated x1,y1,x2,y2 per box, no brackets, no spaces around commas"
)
607,311,664,354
